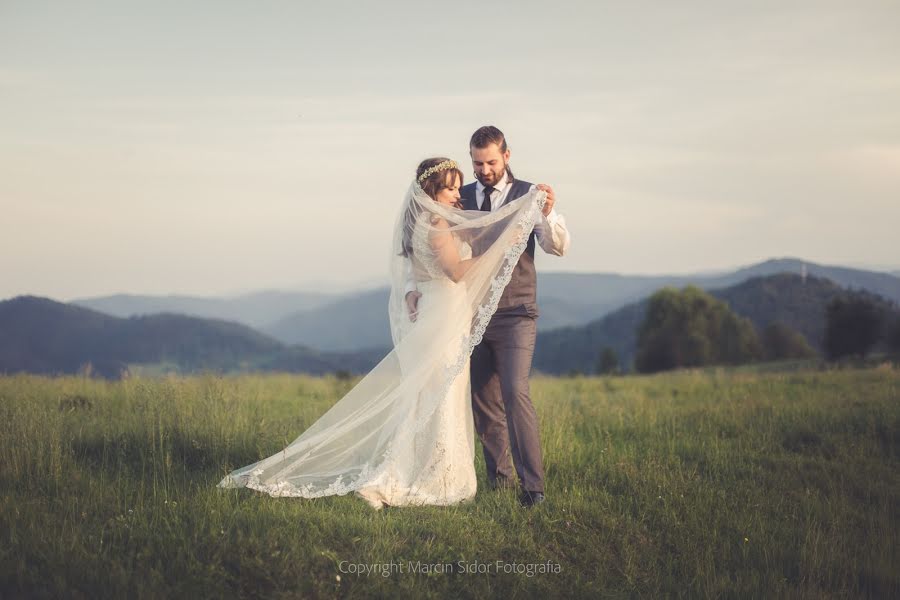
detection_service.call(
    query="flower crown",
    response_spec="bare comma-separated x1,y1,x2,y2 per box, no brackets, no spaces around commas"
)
417,160,458,183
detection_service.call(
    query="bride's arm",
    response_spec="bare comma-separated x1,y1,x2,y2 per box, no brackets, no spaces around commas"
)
428,217,474,282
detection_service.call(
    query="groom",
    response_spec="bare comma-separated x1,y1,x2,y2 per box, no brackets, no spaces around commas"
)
407,126,571,507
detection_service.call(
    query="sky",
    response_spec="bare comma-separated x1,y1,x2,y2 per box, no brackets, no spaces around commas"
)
1,0,898,301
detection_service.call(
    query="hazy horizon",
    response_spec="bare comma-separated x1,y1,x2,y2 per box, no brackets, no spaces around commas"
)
2,1,898,301
4,255,893,304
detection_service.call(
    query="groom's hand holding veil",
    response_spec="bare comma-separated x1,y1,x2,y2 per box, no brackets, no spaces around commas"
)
535,183,556,216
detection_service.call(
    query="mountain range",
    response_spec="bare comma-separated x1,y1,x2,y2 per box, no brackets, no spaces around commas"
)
0,296,384,379
4,257,899,379
69,257,900,352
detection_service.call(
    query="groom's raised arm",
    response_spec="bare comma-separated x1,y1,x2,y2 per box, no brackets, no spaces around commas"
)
530,184,571,256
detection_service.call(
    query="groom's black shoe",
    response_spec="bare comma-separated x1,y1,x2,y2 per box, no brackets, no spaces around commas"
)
519,490,545,507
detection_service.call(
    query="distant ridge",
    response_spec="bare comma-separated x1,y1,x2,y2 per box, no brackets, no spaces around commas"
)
532,272,899,375
0,295,383,378
21,257,900,357
68,290,332,329
4,269,898,379
262,257,900,351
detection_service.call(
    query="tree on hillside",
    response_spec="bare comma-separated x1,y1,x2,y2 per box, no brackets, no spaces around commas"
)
888,317,900,358
823,294,884,360
761,322,817,361
635,285,763,373
596,346,621,375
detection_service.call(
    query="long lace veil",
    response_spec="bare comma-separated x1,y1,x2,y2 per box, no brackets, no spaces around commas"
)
217,179,547,498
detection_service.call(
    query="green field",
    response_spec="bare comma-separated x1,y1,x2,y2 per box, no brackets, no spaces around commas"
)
1,366,897,598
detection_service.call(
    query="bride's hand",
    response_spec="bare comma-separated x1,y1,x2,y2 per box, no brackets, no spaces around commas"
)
405,291,421,322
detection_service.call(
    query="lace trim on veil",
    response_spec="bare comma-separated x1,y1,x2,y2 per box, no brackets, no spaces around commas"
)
219,191,547,500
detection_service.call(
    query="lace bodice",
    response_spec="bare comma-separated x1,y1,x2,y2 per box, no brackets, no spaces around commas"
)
410,213,472,281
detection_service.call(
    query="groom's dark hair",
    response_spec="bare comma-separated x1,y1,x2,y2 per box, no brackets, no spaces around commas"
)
469,125,515,181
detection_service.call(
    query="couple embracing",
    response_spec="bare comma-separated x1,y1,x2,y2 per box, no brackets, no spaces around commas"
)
219,126,571,509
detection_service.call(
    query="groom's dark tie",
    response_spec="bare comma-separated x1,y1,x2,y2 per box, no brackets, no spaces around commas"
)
481,186,495,212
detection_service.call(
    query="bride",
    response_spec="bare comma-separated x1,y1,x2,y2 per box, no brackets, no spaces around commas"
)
217,157,547,509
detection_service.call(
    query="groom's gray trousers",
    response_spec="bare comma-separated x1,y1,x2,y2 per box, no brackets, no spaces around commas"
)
470,305,545,493
460,177,545,494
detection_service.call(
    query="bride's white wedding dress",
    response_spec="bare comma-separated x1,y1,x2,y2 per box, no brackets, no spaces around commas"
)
356,218,478,507
217,180,546,509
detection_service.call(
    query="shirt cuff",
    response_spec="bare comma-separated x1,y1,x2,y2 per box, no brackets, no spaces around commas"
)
543,208,560,227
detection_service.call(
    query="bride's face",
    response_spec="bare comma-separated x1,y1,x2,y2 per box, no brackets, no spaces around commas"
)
434,173,461,206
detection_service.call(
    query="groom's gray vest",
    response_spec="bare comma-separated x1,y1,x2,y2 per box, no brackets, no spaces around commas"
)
460,179,538,315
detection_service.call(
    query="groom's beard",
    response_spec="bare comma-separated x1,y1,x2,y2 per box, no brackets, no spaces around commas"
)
474,163,507,187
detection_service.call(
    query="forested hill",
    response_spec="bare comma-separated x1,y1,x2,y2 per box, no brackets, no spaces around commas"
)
0,296,382,378
532,273,898,375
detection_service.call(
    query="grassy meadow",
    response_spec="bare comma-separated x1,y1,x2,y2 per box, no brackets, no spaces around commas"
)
1,365,898,598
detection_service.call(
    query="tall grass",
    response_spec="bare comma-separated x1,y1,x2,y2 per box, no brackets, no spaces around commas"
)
1,367,897,598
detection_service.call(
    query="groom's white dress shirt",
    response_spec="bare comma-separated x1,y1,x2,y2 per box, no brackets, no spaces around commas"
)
405,172,571,296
